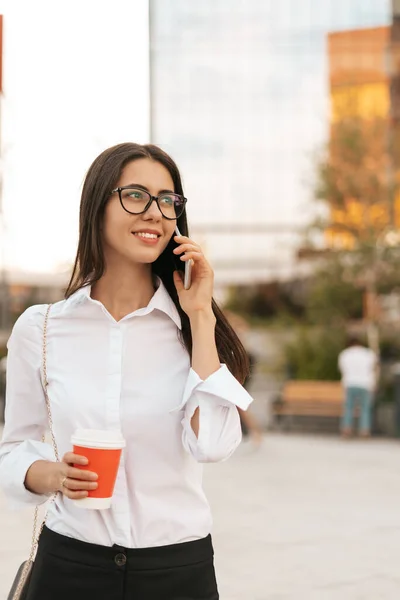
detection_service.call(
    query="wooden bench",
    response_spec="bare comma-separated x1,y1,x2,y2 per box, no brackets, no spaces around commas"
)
272,380,344,429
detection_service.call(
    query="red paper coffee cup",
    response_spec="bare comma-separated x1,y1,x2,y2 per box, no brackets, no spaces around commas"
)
71,429,125,509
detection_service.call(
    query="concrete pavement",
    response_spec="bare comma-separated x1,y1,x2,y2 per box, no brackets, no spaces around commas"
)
1,433,400,599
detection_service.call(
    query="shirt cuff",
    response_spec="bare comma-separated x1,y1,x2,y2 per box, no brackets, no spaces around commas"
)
0,440,54,509
171,364,253,412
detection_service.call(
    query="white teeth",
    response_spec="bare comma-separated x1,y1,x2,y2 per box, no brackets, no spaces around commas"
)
135,232,158,239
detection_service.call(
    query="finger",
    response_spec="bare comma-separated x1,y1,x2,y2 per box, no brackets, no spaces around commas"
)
174,234,191,242
62,488,90,500
67,466,98,481
173,236,199,248
62,452,88,466
179,251,204,262
173,243,201,255
63,477,98,491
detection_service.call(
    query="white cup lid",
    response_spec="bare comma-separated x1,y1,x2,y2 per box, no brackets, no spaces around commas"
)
71,429,126,449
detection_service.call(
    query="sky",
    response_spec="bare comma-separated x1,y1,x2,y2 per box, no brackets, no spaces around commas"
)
0,0,150,273
0,0,392,278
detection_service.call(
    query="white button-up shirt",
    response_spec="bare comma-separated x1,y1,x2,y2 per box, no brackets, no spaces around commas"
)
0,279,252,548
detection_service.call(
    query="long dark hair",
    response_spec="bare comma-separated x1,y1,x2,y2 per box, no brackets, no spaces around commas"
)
66,143,250,383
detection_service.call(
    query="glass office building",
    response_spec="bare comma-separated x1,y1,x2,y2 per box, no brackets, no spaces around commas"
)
149,0,390,285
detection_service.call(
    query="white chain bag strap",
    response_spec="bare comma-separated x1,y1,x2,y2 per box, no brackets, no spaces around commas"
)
8,304,60,600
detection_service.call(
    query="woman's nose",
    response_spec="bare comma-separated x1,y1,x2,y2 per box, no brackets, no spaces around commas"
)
144,197,162,220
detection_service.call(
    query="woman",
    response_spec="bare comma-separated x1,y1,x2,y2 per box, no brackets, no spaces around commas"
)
0,143,253,600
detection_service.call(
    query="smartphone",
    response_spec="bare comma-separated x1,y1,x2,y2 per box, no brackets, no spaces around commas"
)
175,226,192,290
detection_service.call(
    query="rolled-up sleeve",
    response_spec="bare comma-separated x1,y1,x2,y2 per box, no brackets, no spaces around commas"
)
0,306,54,509
175,364,253,463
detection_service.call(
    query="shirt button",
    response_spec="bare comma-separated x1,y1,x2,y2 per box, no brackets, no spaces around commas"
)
114,553,127,567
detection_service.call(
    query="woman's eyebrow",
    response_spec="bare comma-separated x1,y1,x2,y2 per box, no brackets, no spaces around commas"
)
124,183,175,194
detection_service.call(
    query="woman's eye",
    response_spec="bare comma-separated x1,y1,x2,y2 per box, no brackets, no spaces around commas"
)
127,191,143,199
161,196,174,206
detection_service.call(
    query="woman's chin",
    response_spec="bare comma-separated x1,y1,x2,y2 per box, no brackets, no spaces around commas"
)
127,249,163,265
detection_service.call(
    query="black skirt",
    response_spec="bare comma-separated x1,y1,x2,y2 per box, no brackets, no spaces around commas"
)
26,526,219,600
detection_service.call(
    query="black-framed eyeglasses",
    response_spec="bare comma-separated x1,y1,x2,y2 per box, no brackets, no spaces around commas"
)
111,186,187,221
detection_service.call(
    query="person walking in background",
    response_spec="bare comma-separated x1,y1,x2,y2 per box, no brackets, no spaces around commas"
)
338,336,378,439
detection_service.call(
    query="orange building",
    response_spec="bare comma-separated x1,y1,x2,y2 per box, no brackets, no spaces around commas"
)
326,26,400,247
328,26,390,120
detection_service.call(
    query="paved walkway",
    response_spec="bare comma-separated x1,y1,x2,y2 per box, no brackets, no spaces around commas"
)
1,433,400,599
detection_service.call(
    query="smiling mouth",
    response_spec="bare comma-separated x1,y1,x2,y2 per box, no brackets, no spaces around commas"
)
133,232,161,240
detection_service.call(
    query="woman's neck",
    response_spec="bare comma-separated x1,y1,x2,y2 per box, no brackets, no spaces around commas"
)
91,263,156,322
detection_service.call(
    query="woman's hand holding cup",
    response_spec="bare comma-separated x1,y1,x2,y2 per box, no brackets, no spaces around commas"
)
58,452,98,500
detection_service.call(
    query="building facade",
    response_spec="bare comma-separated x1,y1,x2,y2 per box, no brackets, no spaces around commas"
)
149,0,316,286
326,26,400,247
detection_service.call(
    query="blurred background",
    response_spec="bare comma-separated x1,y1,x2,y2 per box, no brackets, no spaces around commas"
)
1,1,400,598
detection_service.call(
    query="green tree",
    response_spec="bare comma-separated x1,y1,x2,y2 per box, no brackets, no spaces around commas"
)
284,327,345,381
308,114,400,352
306,256,363,325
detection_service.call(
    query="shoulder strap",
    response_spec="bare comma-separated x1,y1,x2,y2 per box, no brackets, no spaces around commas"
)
41,304,59,462
21,305,59,578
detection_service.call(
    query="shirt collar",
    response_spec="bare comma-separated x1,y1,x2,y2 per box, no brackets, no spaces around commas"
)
63,276,182,330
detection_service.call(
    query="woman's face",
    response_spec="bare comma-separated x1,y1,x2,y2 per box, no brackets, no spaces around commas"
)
102,158,177,268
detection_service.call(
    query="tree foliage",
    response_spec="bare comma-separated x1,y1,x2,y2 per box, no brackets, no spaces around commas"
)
315,116,396,244
310,114,400,317
306,256,363,325
284,327,345,381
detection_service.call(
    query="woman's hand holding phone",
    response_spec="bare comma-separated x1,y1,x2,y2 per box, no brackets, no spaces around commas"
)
174,226,192,290
172,230,214,319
